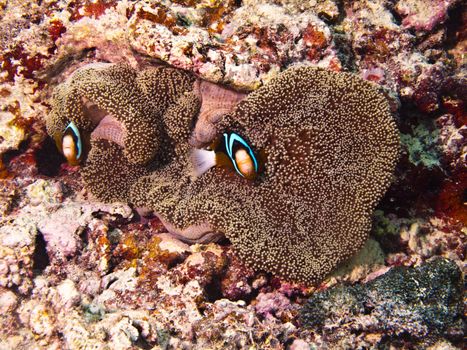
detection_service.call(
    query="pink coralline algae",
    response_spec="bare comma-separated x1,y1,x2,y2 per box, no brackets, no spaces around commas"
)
254,292,295,320
342,0,463,115
394,0,460,33
437,110,466,172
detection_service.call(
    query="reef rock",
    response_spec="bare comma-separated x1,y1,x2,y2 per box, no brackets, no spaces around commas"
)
300,258,464,347
0,0,465,348
128,0,340,90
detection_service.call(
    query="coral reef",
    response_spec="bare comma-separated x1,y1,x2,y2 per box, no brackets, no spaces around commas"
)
341,0,463,114
0,0,465,348
127,0,340,90
0,78,46,162
0,217,37,294
394,0,459,33
300,258,464,348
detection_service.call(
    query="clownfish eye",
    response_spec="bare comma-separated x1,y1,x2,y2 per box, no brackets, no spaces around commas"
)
223,132,259,180
61,121,83,165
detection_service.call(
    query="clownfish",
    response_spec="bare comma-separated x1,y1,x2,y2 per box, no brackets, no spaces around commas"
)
191,132,263,180
54,121,84,166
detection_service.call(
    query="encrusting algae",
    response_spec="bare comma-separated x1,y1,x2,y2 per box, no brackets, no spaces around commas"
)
46,63,400,285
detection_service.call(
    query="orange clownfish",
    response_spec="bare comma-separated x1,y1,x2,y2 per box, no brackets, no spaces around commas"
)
54,121,84,166
191,132,262,180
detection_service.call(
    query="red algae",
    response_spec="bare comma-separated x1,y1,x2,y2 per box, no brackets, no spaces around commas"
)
201,0,238,34
0,47,46,82
48,20,67,43
357,29,393,63
220,250,255,301
442,97,467,127
134,5,180,34
436,172,467,225
138,235,183,282
303,24,328,61
114,234,139,267
69,0,118,21
183,248,227,287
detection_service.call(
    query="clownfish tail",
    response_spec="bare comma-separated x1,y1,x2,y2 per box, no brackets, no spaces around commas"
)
190,148,217,177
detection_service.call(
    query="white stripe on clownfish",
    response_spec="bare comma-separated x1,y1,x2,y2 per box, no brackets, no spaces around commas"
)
223,132,258,178
64,121,83,159
190,131,260,180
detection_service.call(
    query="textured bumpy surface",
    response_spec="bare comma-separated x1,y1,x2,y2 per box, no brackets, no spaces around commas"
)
130,66,400,284
46,63,195,201
220,67,399,283
82,139,151,202
46,63,195,166
46,64,399,284
301,258,464,345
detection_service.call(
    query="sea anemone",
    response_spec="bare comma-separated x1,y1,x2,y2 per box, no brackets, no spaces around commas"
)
47,64,399,284
131,66,400,284
46,63,195,166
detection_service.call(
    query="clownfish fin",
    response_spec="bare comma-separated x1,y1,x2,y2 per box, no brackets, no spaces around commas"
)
190,148,217,177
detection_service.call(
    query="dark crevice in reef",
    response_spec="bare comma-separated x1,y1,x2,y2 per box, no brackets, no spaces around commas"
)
1,138,29,167
34,136,66,177
374,112,446,219
204,276,224,303
378,165,445,219
33,231,50,273
132,322,157,349
333,32,357,72
79,227,90,247
330,2,357,72
387,2,402,26
133,337,154,350
444,1,466,51
38,48,95,83
332,0,348,25
216,236,231,247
